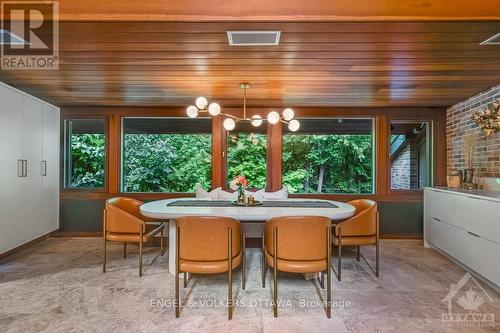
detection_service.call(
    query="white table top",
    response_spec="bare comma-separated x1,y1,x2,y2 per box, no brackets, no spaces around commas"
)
140,198,355,221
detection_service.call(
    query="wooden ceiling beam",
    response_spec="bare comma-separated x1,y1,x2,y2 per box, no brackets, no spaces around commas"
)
2,0,498,21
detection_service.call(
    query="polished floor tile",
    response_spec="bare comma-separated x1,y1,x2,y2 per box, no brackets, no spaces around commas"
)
0,238,499,332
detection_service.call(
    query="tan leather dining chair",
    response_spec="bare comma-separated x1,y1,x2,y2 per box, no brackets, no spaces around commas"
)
332,199,379,281
262,216,332,318
103,197,165,276
175,216,245,320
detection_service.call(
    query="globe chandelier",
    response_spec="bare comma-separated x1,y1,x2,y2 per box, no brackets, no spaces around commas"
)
186,83,300,132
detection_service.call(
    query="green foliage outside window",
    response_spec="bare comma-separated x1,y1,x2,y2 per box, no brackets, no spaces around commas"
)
68,126,372,194
122,134,211,192
226,132,267,188
282,134,373,194
69,134,105,188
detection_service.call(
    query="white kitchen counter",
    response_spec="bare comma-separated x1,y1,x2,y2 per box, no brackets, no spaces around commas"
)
427,186,500,203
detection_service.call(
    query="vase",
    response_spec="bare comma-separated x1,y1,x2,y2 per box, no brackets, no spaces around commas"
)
237,186,245,203
463,169,474,184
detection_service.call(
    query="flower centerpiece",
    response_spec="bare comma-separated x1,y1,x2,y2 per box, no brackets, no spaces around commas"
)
472,102,500,136
230,175,248,203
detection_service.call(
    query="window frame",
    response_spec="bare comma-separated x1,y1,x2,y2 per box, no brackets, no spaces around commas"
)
62,116,109,193
387,118,434,194
120,116,213,194
281,117,376,195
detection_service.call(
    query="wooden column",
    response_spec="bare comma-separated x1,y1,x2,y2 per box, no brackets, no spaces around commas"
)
376,116,389,196
211,115,225,189
108,114,121,194
267,122,282,192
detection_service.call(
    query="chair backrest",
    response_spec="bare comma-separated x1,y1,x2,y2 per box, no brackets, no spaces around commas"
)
339,199,377,236
264,216,331,261
176,216,241,261
105,197,145,233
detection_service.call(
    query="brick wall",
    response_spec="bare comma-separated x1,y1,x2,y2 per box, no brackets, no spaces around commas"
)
391,143,418,189
446,85,500,179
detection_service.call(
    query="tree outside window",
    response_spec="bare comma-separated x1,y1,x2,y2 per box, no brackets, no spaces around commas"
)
64,119,106,189
282,118,374,194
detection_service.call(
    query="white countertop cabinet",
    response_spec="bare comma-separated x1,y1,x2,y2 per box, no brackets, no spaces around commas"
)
424,187,500,288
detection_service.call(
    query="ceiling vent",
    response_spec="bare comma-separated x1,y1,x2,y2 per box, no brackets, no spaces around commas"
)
227,31,281,46
480,32,500,45
0,29,29,45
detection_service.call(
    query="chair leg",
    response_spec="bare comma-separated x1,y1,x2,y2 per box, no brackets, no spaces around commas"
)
326,226,332,318
160,224,164,256
337,228,342,281
242,231,246,290
103,237,107,273
175,226,180,318
273,227,278,318
183,272,187,288
228,228,233,320
319,272,325,289
124,242,127,258
102,210,107,273
376,212,380,278
139,228,144,277
261,231,266,288
356,245,360,262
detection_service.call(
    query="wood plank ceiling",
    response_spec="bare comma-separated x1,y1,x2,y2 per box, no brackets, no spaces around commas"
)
0,1,499,108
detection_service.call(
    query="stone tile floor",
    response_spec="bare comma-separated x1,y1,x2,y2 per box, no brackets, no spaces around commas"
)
0,238,499,332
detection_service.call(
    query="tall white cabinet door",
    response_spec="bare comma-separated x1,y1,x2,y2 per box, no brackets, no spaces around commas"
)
21,96,44,241
0,85,23,253
42,104,60,231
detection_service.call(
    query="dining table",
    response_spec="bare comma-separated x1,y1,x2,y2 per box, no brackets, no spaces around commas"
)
140,197,356,276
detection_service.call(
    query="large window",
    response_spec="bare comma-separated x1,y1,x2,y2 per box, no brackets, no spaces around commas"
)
282,118,374,194
226,123,267,189
121,118,211,192
64,119,106,189
390,121,431,190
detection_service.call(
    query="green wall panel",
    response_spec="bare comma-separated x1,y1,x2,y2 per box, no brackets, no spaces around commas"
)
60,199,423,236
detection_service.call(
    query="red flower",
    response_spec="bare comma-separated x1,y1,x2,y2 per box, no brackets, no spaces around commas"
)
237,175,248,187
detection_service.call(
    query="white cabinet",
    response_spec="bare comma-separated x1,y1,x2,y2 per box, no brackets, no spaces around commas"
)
42,104,60,232
425,188,454,223
424,188,500,288
0,85,23,254
0,82,59,254
453,195,500,244
21,96,44,241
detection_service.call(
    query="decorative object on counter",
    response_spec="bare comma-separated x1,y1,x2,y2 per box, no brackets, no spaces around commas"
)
231,199,263,207
447,170,462,188
462,182,478,190
472,101,500,136
230,175,248,203
462,133,477,188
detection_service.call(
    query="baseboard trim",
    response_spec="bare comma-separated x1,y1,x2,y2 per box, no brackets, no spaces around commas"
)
0,232,51,262
50,232,423,242
380,233,423,239
51,231,102,237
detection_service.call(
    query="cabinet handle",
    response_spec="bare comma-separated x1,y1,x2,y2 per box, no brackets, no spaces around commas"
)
432,217,442,222
41,160,47,176
467,231,481,238
18,159,24,177
23,160,28,177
